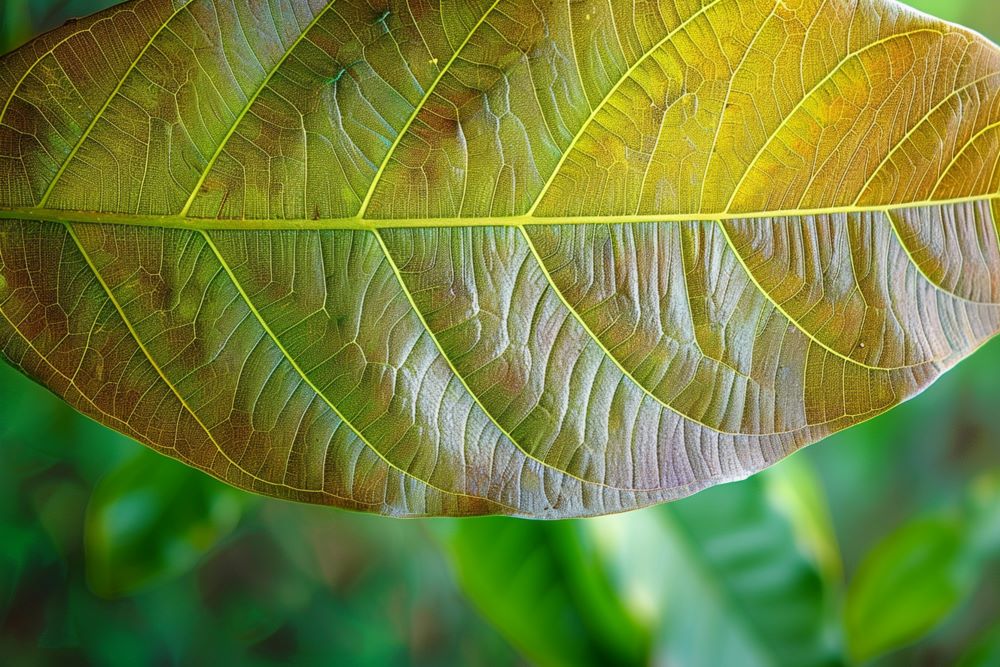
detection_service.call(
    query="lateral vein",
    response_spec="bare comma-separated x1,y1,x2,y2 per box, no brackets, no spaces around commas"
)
61,221,342,500
197,229,508,507
36,0,197,207
356,0,504,217
179,0,340,217
371,227,624,491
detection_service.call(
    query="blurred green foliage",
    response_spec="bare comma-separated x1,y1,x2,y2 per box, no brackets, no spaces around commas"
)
1,0,999,664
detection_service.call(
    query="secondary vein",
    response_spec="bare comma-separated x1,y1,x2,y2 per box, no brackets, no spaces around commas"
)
355,0,504,217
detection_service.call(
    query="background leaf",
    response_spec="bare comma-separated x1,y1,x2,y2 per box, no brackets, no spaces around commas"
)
958,623,1000,667
441,519,650,667
845,517,973,661
85,448,247,598
591,475,842,667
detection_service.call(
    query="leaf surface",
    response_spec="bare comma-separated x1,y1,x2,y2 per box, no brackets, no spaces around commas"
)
1,0,1000,517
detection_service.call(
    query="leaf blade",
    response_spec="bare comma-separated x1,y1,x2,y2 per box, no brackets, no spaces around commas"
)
1,0,999,517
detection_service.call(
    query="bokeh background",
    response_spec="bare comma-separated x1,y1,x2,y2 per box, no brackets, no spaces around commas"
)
1,1,999,665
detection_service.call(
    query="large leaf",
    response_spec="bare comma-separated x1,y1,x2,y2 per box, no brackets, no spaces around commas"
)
1,0,999,517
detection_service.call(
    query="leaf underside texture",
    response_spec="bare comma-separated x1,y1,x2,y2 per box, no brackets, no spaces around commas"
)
1,0,999,517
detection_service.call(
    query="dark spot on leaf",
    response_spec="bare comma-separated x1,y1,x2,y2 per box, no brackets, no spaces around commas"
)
326,67,346,85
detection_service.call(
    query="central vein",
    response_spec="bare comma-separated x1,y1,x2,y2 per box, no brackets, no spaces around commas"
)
0,193,996,231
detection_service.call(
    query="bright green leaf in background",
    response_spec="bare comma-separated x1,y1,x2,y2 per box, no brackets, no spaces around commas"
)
441,470,842,667
846,517,973,661
844,471,1000,663
0,0,998,665
598,475,842,667
85,449,246,598
443,519,649,667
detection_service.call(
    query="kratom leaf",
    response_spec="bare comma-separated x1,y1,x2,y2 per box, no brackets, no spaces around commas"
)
1,0,999,518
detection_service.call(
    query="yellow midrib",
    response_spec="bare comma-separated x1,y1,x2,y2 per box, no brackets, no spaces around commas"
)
2,192,998,230
11,0,997,236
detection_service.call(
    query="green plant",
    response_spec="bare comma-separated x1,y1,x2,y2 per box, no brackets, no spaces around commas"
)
1,2,1000,663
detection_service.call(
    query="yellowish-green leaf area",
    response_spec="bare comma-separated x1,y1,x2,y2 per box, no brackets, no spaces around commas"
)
1,0,999,517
